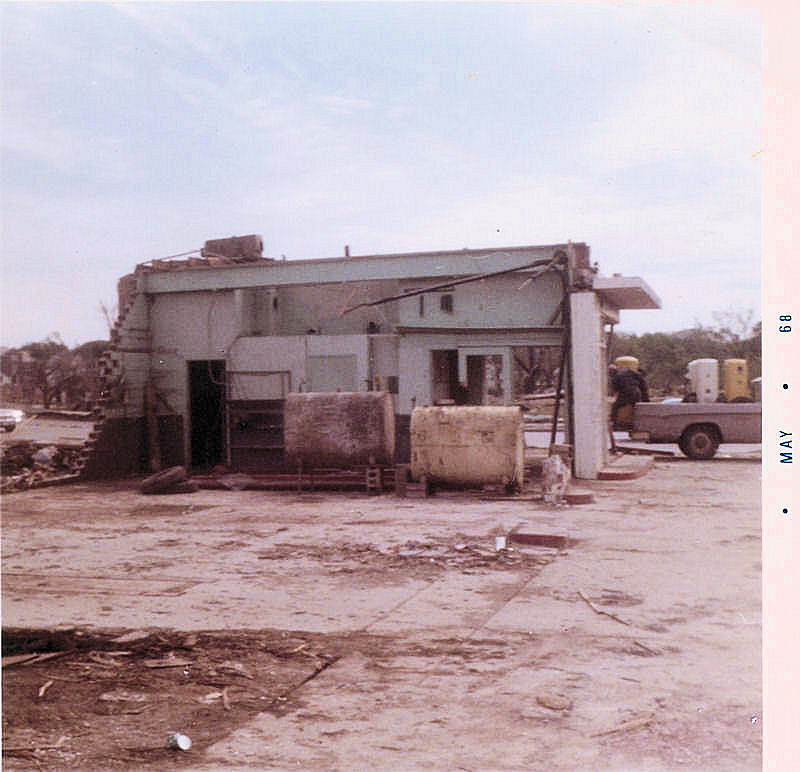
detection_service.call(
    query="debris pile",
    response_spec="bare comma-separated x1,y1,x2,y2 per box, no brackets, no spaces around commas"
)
256,538,557,578
1,442,83,492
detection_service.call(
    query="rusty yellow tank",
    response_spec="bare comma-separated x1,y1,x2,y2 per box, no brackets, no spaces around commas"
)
614,356,639,371
284,392,395,468
410,406,524,488
723,359,750,401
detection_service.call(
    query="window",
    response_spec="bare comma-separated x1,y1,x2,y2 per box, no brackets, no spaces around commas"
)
440,293,454,313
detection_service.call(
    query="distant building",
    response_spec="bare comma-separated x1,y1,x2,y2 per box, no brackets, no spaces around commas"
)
82,237,660,480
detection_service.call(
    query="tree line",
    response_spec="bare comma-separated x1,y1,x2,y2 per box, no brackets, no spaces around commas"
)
1,334,109,410
610,313,761,397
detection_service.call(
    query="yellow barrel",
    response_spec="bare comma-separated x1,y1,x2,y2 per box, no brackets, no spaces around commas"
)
284,392,395,468
723,359,750,401
410,406,524,488
614,356,639,371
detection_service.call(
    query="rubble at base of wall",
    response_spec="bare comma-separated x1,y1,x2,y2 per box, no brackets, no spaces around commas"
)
1,442,84,492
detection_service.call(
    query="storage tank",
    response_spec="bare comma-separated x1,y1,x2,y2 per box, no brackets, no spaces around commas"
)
723,359,750,401
614,356,639,371
284,392,395,468
686,359,719,403
410,406,524,488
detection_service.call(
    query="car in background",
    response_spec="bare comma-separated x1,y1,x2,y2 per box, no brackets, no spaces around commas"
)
0,408,24,432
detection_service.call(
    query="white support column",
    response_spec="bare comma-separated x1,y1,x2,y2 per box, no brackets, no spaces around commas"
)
569,292,608,479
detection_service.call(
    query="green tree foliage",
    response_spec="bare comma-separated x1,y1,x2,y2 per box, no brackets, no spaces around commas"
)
611,313,761,396
1,334,110,409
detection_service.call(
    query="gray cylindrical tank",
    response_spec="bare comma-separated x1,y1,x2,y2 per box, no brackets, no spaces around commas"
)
284,392,395,468
410,406,524,487
686,358,719,403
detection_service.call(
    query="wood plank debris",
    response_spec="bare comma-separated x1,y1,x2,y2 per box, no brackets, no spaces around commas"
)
2,735,67,754
578,590,631,626
37,680,54,698
2,651,66,668
143,657,192,669
632,640,660,656
591,712,656,737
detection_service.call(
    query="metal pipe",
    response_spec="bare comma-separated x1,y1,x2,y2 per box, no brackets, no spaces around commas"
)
550,329,569,447
549,264,573,450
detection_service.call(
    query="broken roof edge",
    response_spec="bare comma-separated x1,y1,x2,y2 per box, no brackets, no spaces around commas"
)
593,275,662,310
138,241,579,273
140,243,577,294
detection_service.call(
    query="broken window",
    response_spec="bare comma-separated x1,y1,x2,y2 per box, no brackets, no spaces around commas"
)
512,346,562,398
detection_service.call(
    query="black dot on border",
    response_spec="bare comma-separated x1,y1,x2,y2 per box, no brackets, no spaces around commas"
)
782,508,789,515
783,384,789,390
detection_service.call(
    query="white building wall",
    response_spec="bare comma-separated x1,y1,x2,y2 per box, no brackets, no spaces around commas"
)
150,291,239,359
570,291,608,479
304,335,370,392
227,336,307,397
396,272,563,329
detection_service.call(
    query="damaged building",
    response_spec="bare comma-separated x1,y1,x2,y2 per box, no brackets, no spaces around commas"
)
81,236,660,481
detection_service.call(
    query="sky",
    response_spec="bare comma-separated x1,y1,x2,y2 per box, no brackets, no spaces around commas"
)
0,1,764,348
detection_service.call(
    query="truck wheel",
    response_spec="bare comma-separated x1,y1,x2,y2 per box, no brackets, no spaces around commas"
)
680,425,720,459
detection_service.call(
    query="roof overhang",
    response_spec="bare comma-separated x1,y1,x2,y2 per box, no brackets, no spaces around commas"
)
593,276,661,310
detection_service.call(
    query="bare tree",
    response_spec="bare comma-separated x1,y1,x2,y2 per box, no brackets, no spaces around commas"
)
98,300,118,337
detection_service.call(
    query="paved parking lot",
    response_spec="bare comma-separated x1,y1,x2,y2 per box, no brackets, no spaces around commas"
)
2,456,761,770
1,413,93,447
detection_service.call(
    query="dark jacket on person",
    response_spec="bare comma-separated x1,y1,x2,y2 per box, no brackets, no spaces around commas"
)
611,368,643,404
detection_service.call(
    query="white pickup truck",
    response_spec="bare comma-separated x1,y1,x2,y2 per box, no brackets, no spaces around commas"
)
630,401,761,459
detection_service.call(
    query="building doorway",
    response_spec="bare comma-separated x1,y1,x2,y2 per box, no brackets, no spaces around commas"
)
189,360,225,470
431,349,500,405
465,355,485,404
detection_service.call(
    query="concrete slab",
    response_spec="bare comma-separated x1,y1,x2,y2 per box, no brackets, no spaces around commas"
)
1,458,761,771
599,454,654,480
1,414,93,447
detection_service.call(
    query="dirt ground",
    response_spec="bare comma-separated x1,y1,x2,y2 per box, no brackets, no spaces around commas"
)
2,456,761,770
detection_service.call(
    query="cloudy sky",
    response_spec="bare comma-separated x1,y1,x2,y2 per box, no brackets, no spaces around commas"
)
1,1,764,348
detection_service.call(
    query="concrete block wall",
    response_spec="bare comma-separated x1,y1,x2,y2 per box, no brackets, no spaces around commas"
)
81,270,153,478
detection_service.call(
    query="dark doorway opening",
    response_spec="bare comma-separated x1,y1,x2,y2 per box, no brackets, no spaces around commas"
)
189,360,225,470
466,355,486,405
431,350,490,405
